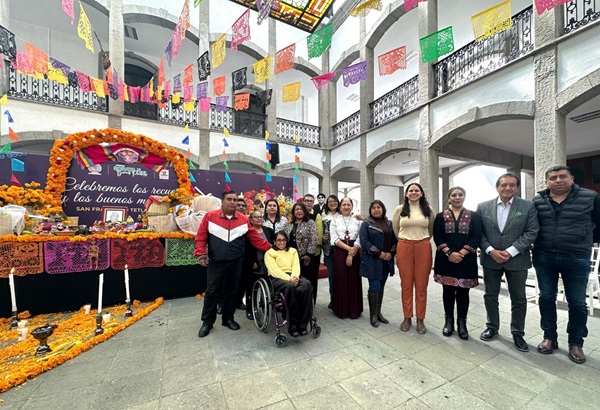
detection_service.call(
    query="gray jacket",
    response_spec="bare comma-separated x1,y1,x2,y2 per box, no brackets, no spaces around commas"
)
477,196,539,271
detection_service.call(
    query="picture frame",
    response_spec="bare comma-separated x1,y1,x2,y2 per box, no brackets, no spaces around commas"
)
101,206,128,223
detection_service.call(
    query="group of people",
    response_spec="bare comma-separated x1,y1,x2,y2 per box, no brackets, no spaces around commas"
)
194,165,599,365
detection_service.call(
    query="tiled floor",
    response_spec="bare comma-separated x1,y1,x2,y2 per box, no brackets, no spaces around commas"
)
2,275,600,409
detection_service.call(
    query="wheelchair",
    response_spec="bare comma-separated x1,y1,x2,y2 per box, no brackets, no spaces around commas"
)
251,276,321,347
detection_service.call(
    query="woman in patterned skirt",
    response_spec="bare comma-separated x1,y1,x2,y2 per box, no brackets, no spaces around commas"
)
433,187,482,340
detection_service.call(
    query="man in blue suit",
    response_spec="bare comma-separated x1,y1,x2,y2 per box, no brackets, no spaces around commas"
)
477,172,539,352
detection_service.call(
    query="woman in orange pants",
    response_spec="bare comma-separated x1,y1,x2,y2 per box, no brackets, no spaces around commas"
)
391,183,434,334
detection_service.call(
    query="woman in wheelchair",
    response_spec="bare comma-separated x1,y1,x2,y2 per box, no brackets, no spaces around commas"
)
264,231,314,337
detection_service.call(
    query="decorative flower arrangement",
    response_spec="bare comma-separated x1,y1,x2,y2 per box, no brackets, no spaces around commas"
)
0,297,164,393
0,182,53,211
44,128,192,212
162,187,195,207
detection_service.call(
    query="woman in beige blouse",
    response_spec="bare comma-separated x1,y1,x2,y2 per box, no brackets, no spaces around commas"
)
392,183,434,334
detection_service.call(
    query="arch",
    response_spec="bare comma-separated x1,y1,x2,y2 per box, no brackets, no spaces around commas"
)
208,153,267,172
367,139,420,168
124,52,158,75
331,160,361,180
123,6,200,42
430,101,535,150
276,162,323,179
331,46,360,82
365,0,407,49
556,67,600,115
1,130,67,146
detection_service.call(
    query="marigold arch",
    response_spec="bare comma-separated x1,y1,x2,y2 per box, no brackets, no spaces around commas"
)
44,128,191,209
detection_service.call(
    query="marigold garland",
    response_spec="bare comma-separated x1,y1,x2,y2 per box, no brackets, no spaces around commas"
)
0,297,164,393
44,128,192,210
0,231,194,244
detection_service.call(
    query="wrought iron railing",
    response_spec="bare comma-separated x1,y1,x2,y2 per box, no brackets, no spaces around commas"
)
332,110,361,146
369,75,419,128
125,101,158,121
433,6,534,97
564,0,600,34
209,104,234,132
158,100,199,128
276,118,320,147
209,105,266,138
7,65,107,112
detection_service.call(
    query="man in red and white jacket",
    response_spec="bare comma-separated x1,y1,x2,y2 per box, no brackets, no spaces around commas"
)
195,190,271,337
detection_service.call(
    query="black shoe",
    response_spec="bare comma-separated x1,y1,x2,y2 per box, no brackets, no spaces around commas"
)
198,323,212,338
222,320,240,330
442,315,454,337
457,318,469,340
298,324,308,336
217,304,223,315
246,312,254,320
328,302,333,309
237,303,246,310
480,328,498,341
513,335,529,352
289,325,299,337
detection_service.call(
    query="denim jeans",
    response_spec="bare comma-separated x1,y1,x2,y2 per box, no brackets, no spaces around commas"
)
367,274,388,293
533,251,590,347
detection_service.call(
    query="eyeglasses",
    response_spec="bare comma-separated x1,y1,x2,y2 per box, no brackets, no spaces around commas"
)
251,216,263,219
275,238,287,242
303,199,314,203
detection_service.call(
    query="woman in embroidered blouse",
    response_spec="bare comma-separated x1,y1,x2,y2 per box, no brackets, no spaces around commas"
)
263,198,288,233
433,187,482,340
331,197,363,319
265,231,314,337
284,202,318,286
321,194,340,309
360,200,398,327
392,182,434,334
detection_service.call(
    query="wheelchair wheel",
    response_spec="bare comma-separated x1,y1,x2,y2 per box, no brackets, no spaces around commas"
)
274,334,288,348
252,278,272,333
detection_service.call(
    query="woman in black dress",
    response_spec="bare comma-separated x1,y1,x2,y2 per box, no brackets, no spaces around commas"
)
433,187,482,340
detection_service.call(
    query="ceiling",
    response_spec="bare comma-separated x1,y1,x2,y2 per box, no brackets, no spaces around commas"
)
227,0,336,32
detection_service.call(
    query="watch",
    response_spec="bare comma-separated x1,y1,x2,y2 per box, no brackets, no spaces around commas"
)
445,249,452,257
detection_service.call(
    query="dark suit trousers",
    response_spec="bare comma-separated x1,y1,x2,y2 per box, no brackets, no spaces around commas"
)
483,267,528,336
201,259,243,325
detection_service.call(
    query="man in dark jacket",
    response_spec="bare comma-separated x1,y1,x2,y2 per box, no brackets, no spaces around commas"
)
195,191,271,337
532,165,600,364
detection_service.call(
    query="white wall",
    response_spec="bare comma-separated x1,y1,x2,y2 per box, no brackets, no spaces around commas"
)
558,24,600,92
330,17,360,69
430,57,534,133
374,185,400,215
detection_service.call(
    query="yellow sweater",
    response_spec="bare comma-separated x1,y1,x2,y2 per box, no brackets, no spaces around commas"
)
264,247,301,281
391,203,434,240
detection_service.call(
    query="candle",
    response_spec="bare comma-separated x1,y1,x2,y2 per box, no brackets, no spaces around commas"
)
124,264,131,302
9,268,17,312
97,273,104,314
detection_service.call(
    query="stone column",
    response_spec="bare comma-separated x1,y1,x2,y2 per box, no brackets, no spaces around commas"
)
533,7,565,190
399,185,405,205
419,106,439,212
265,18,277,141
417,1,439,212
358,15,375,214
197,0,211,170
319,50,334,194
108,0,124,129
524,171,535,200
441,167,450,199
0,2,9,100
507,167,523,198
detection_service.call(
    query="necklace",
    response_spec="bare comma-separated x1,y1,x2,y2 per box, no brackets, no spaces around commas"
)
342,215,352,242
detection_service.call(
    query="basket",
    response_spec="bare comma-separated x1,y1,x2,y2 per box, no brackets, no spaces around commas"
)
148,215,179,233
0,214,12,235
67,216,79,227
145,195,171,216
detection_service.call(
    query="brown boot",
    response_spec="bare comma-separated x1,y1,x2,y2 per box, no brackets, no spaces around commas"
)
416,319,427,334
400,318,411,332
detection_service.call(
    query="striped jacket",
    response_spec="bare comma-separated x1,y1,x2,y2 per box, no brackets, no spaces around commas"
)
194,210,270,262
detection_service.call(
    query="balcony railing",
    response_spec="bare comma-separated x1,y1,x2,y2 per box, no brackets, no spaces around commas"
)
124,101,158,121
158,100,199,128
276,118,320,148
7,65,107,112
564,0,600,34
370,75,419,128
433,6,534,97
333,110,360,146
